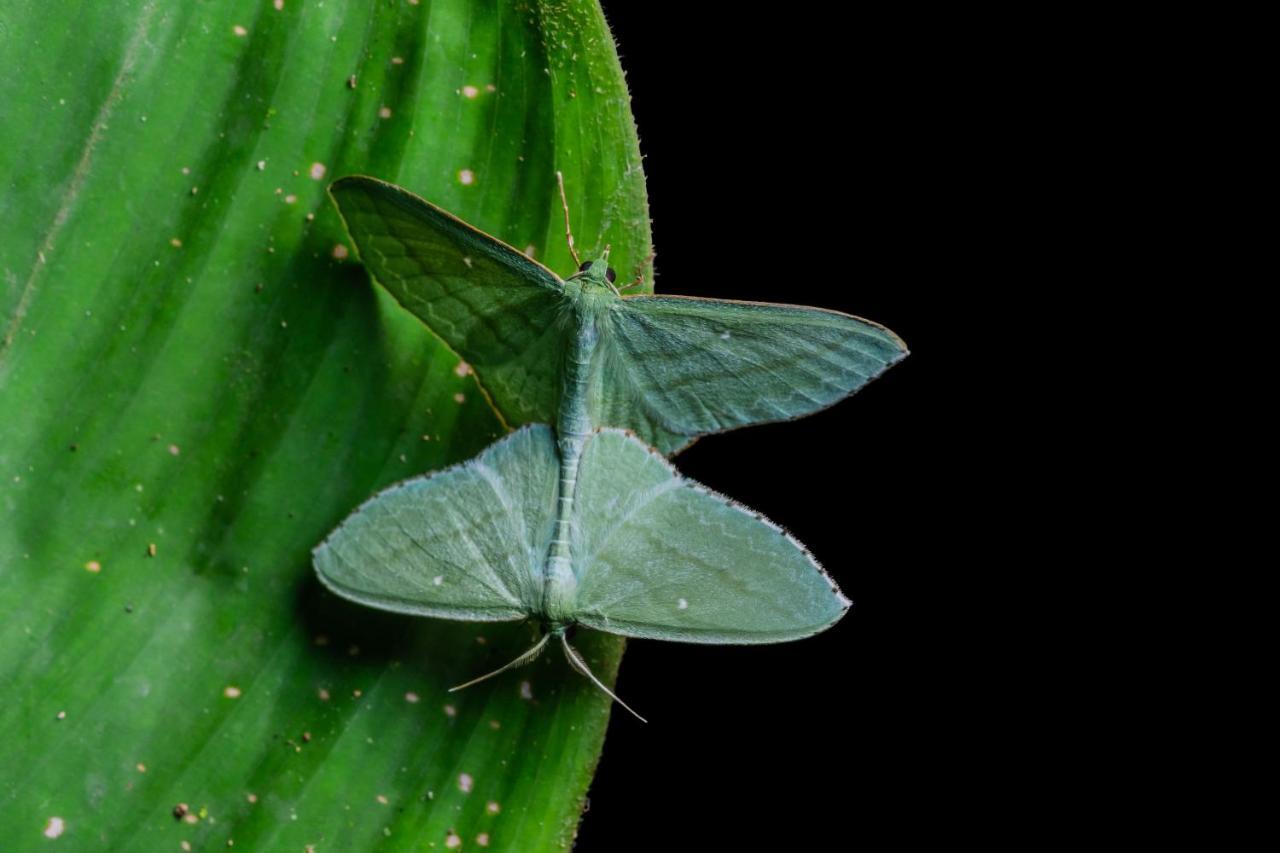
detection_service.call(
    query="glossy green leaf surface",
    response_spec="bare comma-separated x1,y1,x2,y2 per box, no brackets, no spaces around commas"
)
0,1,650,849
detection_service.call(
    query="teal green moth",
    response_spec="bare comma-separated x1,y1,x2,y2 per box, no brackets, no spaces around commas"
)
314,176,908,720
326,176,907,455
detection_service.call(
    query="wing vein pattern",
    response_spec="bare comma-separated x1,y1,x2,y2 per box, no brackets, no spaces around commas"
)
568,430,850,644
313,426,560,622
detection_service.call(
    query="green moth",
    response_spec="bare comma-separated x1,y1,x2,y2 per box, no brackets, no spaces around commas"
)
314,176,908,720
313,425,843,722
326,176,907,456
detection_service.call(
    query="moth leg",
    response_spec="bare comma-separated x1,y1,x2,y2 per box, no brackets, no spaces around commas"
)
559,632,647,723
555,170,582,268
448,632,550,693
620,248,655,292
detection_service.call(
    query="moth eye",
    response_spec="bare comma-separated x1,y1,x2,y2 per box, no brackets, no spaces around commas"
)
578,261,592,272
605,267,617,283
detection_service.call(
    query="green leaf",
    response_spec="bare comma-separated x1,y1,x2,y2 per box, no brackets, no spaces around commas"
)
0,1,650,849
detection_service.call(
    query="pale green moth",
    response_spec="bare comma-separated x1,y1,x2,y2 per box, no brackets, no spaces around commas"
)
325,175,907,456
313,175,908,720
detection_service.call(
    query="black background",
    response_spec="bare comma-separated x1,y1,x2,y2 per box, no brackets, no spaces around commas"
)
575,5,952,849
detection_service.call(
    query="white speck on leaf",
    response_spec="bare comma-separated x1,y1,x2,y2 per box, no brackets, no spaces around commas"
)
85,560,101,573
486,800,500,815
461,85,479,99
444,704,457,717
379,106,392,118
453,393,466,404
223,686,241,699
376,794,388,805
233,25,247,37
310,162,327,180
332,244,349,260
476,833,490,847
454,361,471,377
458,773,473,793
519,681,533,700
274,0,284,9
445,832,461,849
256,160,266,171
405,692,420,704
168,444,180,456
677,598,689,610
44,817,65,839
458,169,475,186
432,575,444,586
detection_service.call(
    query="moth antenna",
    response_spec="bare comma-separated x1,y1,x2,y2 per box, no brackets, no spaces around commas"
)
448,632,550,693
556,170,581,268
559,633,647,723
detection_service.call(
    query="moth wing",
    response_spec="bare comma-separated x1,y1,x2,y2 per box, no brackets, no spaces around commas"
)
569,429,849,643
313,426,559,622
330,176,570,427
598,295,907,454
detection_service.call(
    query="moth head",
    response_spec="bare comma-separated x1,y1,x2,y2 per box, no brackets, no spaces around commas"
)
576,247,616,288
